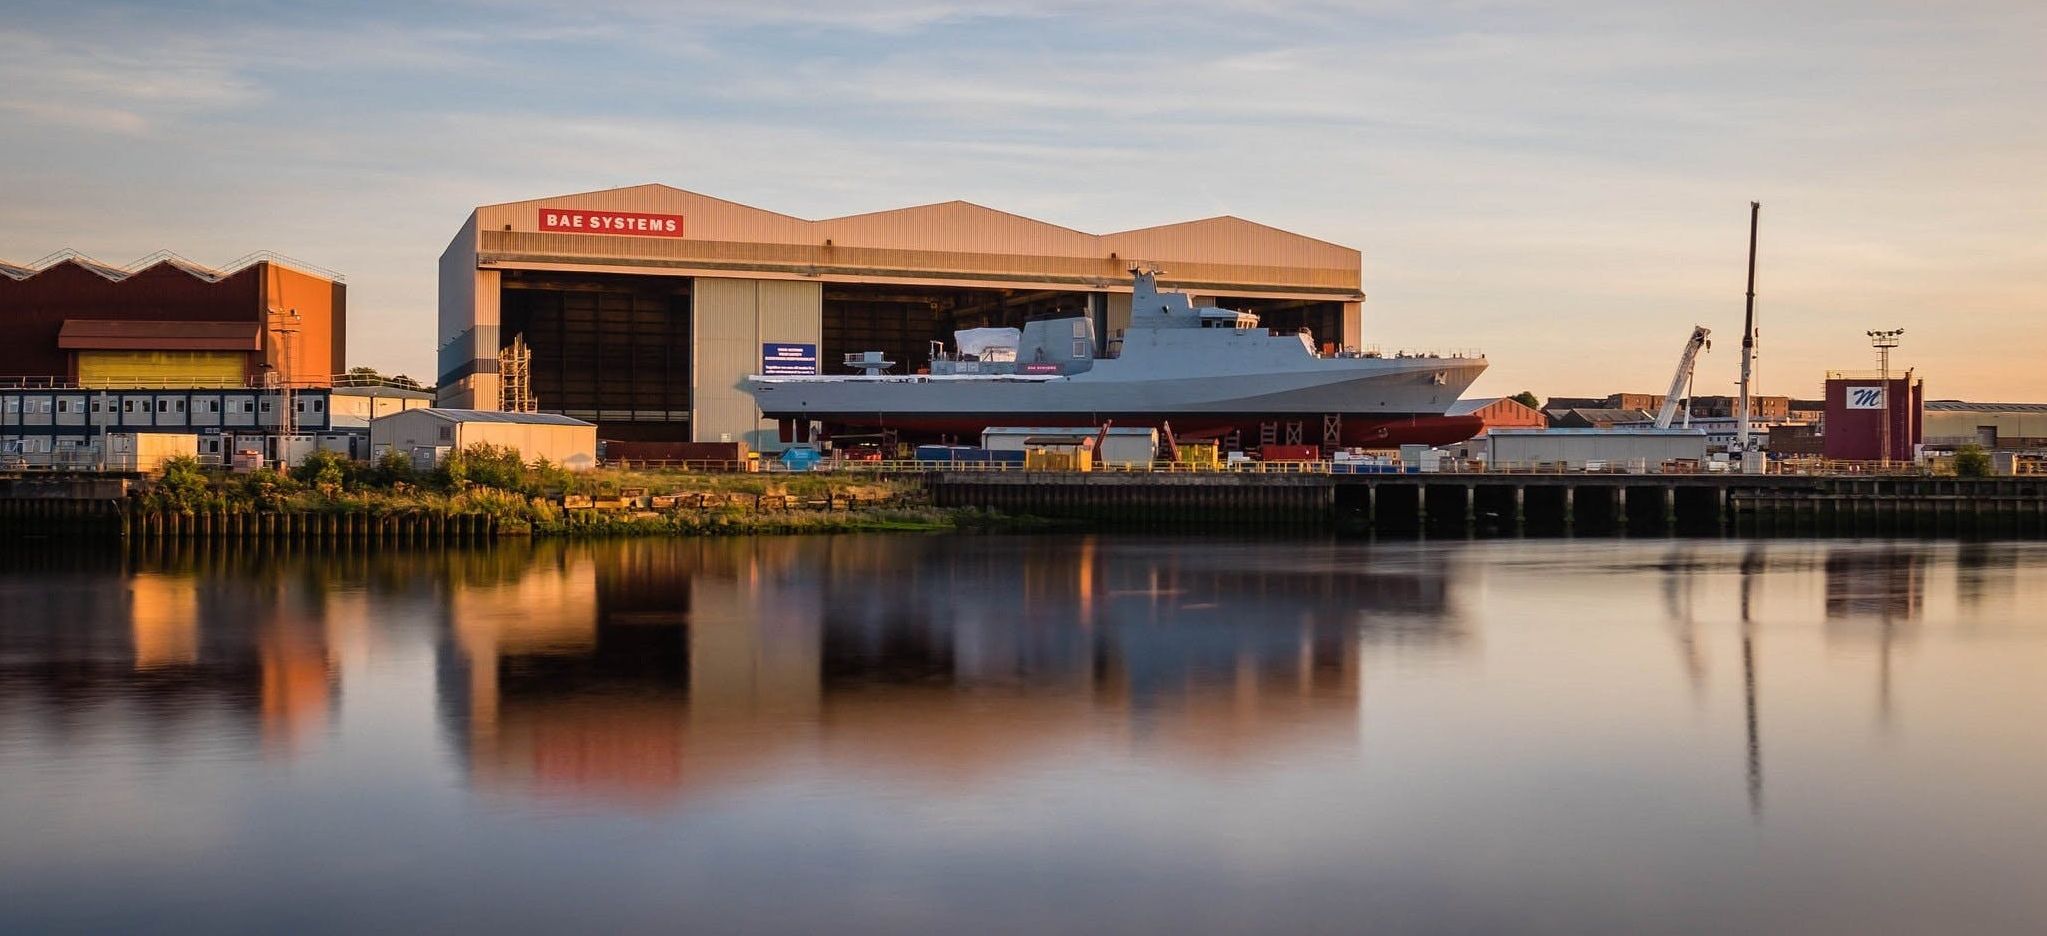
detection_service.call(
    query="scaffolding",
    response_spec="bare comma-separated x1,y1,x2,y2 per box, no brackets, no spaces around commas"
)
499,333,536,413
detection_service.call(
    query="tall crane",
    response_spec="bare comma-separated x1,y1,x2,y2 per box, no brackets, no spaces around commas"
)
1654,326,1712,429
1735,201,1761,460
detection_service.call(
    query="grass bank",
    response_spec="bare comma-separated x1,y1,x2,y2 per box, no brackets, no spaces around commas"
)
139,446,1054,537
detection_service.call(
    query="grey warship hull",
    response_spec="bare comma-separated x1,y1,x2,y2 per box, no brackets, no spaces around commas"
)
746,271,1489,447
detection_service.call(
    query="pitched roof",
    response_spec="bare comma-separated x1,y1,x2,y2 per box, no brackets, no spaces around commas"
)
475,184,1358,266
0,250,339,284
1925,400,2047,413
1554,407,1654,427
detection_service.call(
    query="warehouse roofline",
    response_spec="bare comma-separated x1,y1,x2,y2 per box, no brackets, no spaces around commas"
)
1924,400,2047,413
387,408,594,427
464,183,1361,270
0,249,343,284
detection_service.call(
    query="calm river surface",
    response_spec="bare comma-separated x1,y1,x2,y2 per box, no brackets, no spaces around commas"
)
5,535,2047,934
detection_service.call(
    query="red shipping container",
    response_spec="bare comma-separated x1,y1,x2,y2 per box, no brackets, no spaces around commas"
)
1260,444,1321,462
603,441,750,463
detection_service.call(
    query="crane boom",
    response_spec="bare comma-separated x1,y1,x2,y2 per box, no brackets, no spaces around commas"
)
1654,326,1713,429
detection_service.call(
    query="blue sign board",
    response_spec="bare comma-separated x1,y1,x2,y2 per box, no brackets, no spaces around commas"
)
762,342,818,376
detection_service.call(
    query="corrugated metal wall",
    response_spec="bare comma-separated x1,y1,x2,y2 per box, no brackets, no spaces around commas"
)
692,277,821,448
259,262,345,384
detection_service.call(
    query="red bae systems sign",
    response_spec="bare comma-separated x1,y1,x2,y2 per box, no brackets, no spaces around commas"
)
537,207,685,237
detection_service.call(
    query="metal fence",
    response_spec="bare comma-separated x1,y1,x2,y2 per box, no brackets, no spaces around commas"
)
598,456,1967,479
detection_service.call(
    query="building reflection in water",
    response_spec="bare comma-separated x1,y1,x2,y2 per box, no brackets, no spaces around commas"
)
1823,545,1927,728
0,546,337,756
435,537,1463,806
1825,546,1928,622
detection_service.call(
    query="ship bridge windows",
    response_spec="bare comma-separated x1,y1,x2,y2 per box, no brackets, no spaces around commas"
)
1214,298,1346,354
822,284,1094,376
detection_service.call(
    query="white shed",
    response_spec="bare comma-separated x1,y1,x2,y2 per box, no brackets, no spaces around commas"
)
370,409,598,470
1487,428,1709,471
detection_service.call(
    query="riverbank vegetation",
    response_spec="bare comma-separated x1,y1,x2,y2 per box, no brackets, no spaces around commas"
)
137,444,1023,536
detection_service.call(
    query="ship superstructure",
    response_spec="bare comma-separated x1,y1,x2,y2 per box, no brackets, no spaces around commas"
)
747,270,1486,448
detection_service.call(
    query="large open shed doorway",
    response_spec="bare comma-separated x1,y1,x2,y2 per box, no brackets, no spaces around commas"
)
822,284,1097,376
497,270,693,434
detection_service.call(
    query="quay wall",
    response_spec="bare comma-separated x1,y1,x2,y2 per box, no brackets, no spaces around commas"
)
928,471,2047,536
7,471,2047,541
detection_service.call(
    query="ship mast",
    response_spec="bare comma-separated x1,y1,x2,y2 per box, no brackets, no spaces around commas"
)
1736,201,1760,463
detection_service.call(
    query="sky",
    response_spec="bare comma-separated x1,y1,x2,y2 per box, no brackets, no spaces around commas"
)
1,0,2042,401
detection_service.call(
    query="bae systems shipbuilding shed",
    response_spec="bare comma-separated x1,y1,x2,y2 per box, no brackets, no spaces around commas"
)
439,185,1370,448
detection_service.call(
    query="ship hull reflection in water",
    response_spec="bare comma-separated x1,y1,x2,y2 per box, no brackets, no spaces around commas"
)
10,538,2047,934
436,538,1456,804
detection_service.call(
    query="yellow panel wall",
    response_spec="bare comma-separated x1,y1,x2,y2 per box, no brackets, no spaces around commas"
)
78,351,246,388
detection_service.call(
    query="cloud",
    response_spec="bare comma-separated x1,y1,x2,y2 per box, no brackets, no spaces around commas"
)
0,2,2041,395
0,29,269,135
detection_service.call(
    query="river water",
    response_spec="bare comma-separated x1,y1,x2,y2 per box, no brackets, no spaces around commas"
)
4,535,2046,934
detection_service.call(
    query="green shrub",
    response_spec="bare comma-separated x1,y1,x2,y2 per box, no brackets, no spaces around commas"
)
156,455,210,509
527,457,575,496
369,449,416,487
433,449,469,490
291,449,352,490
429,444,579,496
466,443,528,490
239,467,296,509
1954,444,1993,478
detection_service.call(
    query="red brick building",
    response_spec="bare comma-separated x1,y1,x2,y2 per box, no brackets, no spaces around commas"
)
1448,397,1548,436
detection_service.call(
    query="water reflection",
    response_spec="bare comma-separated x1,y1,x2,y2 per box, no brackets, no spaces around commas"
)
430,538,1455,805
1740,544,1764,817
0,550,336,755
12,537,2047,933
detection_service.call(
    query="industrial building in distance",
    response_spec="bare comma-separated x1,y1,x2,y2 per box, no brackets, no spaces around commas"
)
0,250,343,386
1533,370,2042,466
438,184,1370,449
0,251,429,466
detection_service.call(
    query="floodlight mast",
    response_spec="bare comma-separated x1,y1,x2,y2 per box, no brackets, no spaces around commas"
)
1867,328,1904,468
